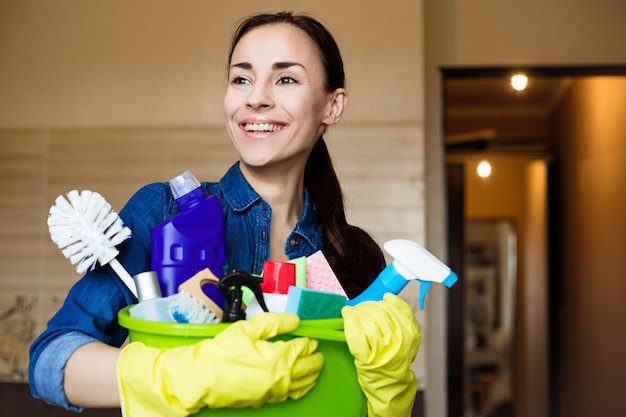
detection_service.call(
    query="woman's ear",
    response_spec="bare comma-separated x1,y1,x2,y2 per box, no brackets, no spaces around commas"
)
323,88,348,126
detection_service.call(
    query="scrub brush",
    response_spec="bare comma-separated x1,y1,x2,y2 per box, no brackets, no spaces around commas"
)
47,189,138,297
167,268,223,324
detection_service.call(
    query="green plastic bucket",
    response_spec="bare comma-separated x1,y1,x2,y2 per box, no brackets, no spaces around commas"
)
118,306,366,417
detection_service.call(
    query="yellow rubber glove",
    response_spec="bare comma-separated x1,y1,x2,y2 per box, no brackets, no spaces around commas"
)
342,293,420,417
118,312,324,417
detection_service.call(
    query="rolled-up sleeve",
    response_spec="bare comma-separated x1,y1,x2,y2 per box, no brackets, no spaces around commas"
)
30,332,101,411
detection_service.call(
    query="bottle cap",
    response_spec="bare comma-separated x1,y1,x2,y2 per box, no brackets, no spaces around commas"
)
169,170,201,199
261,261,296,294
133,271,163,302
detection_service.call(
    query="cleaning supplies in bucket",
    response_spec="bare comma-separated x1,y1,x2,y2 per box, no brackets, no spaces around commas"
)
117,306,367,417
129,268,225,324
151,170,227,303
164,268,269,324
244,256,348,320
245,260,296,317
285,251,347,319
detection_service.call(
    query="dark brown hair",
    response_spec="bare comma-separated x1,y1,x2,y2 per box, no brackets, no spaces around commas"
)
228,12,385,297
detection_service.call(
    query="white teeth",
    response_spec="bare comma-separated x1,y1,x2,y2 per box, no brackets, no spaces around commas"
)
244,123,281,132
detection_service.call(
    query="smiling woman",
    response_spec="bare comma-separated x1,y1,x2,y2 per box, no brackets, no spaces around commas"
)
28,11,419,417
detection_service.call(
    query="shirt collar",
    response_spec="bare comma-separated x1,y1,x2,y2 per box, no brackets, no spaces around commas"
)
219,162,320,246
219,162,263,212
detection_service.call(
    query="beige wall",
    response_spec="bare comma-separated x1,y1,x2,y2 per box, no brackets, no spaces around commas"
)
0,0,430,395
521,161,549,415
551,77,626,417
0,0,424,128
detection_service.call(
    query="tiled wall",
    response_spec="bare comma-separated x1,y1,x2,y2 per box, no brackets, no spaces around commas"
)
0,123,425,382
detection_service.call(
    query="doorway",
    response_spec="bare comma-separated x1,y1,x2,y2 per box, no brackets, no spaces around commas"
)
443,66,626,417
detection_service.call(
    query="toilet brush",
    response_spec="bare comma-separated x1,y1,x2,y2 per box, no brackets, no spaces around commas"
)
47,189,138,297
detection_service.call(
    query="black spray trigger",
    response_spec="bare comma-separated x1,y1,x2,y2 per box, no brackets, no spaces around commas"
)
218,270,269,322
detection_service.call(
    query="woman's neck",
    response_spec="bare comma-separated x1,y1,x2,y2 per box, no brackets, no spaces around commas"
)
239,163,305,261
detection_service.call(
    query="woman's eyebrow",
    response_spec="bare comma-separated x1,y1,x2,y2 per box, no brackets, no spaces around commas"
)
231,62,252,70
230,61,305,71
272,61,304,70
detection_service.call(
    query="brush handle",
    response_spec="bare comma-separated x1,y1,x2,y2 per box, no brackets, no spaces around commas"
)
108,258,138,297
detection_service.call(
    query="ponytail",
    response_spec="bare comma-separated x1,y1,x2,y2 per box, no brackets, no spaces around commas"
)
305,137,385,298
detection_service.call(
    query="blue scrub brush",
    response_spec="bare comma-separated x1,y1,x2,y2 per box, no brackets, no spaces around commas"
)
47,189,138,297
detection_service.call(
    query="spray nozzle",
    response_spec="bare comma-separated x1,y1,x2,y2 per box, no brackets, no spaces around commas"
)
218,270,269,322
346,239,458,309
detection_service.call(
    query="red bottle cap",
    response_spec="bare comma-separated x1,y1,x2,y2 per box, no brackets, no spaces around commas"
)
261,261,296,294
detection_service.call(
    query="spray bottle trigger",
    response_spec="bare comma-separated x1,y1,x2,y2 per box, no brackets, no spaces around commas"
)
418,279,432,310
218,270,268,322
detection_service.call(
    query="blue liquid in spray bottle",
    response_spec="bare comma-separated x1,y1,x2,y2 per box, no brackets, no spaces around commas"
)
151,171,227,307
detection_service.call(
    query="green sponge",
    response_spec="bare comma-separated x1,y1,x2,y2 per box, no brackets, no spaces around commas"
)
285,286,347,320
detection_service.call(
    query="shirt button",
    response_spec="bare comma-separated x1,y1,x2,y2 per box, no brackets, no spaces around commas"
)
289,238,298,247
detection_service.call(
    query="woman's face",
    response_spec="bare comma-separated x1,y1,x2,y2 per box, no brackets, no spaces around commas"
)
224,23,345,172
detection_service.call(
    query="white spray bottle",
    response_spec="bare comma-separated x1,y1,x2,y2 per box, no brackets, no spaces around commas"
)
346,239,458,309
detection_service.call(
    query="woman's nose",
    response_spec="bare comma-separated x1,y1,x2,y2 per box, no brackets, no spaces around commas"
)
246,82,273,110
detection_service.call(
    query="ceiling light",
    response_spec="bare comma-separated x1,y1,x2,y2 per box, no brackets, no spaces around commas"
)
511,74,528,91
477,160,492,178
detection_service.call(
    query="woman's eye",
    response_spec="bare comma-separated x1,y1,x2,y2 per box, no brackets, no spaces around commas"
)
278,76,297,85
230,76,251,85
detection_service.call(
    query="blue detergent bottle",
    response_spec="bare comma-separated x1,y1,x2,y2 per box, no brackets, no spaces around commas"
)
151,171,227,306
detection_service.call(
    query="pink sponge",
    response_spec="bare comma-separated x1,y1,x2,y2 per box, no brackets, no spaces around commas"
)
305,251,347,296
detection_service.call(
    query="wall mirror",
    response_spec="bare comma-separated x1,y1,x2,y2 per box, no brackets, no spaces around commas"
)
464,219,517,417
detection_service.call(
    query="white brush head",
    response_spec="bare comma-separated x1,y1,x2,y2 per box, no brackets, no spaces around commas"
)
168,291,220,324
47,190,131,274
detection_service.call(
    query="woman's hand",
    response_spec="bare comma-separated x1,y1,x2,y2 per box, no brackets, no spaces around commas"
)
117,313,324,417
342,293,420,417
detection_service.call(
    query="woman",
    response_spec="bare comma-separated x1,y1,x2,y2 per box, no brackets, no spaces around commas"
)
29,12,418,417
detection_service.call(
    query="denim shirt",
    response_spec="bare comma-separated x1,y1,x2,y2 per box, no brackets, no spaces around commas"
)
28,162,324,410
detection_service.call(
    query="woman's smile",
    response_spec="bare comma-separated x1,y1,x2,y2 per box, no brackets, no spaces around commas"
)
240,118,288,138
243,123,284,133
